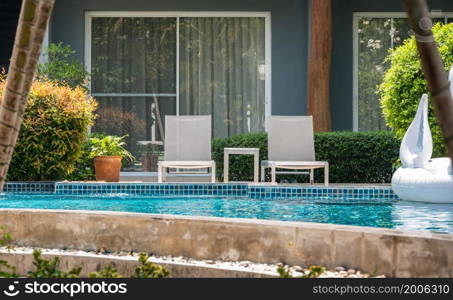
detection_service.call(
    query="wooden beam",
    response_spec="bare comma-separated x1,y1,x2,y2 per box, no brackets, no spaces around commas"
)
403,0,453,162
307,0,332,132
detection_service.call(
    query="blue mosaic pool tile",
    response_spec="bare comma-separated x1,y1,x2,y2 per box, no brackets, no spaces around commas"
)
247,186,398,203
50,182,401,202
3,182,55,193
55,182,249,197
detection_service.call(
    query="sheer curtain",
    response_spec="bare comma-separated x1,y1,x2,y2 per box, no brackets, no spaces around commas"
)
91,17,176,161
179,17,266,138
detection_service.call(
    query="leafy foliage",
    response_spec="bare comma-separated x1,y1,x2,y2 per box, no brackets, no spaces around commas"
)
380,23,453,157
0,230,169,278
66,133,106,181
0,227,18,278
212,131,399,183
0,79,97,181
28,250,82,278
89,264,123,278
89,252,170,278
277,265,326,278
89,135,134,161
37,42,90,90
132,252,170,278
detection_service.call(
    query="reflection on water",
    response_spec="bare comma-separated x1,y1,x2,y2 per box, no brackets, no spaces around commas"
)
0,194,452,234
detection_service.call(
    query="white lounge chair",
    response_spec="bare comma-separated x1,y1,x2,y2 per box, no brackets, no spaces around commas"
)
158,115,216,183
260,116,329,186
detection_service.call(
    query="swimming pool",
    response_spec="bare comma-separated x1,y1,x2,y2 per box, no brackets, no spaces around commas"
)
1,193,453,234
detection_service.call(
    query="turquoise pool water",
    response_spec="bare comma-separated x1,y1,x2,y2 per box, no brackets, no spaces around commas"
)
0,193,452,233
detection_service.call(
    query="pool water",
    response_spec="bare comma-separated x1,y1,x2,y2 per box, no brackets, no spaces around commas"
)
1,193,453,234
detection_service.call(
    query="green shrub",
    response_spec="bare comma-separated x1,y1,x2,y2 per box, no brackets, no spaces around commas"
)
0,227,18,278
380,23,453,157
132,252,170,278
66,137,96,181
89,264,123,278
0,79,97,181
212,131,399,183
67,133,106,181
28,250,82,278
277,265,326,278
37,42,90,90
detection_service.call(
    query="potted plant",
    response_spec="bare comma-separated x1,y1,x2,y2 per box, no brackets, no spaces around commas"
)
90,135,134,182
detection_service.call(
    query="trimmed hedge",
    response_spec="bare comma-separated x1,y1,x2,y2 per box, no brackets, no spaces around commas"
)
212,131,399,183
0,79,97,181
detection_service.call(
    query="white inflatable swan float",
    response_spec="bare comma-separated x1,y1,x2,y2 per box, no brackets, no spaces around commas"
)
392,67,453,203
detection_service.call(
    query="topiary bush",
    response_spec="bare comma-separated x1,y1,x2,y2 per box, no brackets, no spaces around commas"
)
212,131,399,183
380,23,453,157
0,78,97,181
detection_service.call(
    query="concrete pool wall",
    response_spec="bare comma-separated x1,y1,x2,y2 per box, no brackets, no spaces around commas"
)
1,209,452,277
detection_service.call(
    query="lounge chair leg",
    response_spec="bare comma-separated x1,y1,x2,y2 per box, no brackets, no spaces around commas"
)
253,153,259,183
158,165,163,183
211,164,216,183
271,166,276,184
324,163,329,187
310,169,314,185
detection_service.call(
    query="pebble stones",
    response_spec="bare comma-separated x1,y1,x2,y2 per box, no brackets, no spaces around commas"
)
0,246,384,278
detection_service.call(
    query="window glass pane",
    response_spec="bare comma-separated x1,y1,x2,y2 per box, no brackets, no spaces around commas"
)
432,18,446,25
357,17,392,131
91,17,176,94
357,16,450,131
92,96,175,171
391,18,412,47
179,17,266,138
91,17,177,171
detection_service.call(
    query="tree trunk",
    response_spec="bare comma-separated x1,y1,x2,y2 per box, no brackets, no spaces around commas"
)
403,0,453,162
0,0,55,189
307,0,332,132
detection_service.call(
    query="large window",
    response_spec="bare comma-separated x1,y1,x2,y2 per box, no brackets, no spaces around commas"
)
86,12,270,170
353,12,452,131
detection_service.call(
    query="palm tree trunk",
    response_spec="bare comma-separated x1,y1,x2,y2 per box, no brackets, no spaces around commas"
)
307,0,332,132
403,0,453,161
0,0,55,189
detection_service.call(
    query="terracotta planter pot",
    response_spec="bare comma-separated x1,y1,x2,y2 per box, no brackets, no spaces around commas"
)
142,154,158,172
94,156,122,182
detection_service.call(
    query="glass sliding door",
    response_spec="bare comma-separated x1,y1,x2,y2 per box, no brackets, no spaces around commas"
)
88,13,269,171
90,17,177,170
179,17,266,138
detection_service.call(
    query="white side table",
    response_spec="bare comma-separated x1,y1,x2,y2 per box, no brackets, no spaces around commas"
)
223,148,260,183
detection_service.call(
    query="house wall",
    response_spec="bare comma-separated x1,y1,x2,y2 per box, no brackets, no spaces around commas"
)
50,0,310,117
50,0,453,131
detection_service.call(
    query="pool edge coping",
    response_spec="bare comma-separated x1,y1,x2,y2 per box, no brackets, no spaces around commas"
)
1,208,451,240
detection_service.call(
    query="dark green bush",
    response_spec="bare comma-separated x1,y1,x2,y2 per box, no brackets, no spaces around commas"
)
0,79,97,181
66,135,97,181
212,131,399,183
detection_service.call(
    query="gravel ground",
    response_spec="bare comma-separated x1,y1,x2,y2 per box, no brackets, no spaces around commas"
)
0,246,385,278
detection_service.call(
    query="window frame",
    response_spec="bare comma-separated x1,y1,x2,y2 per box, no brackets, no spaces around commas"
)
84,11,272,124
352,11,453,131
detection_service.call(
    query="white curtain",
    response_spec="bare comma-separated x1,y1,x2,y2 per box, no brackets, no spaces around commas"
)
179,17,266,138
